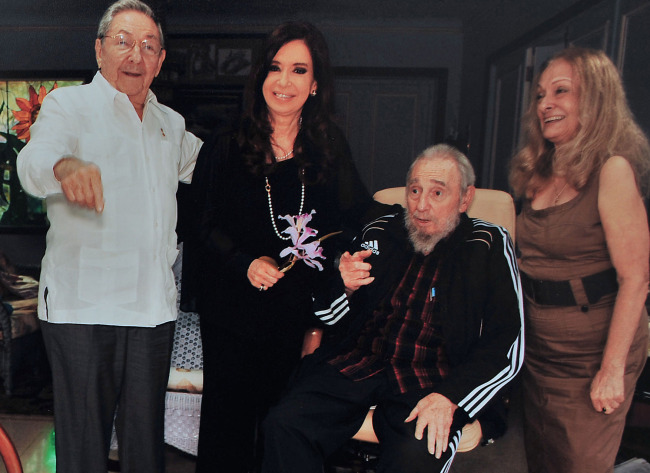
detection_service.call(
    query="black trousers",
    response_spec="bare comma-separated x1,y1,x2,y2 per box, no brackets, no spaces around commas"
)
261,360,465,473
196,322,305,473
40,320,175,473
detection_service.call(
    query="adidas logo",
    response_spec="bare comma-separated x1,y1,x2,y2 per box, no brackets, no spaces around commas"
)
361,240,380,255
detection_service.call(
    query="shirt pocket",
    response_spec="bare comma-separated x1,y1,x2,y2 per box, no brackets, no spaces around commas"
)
77,134,137,192
156,139,183,189
78,247,139,305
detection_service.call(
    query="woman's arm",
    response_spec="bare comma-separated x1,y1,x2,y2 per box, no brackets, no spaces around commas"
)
593,155,649,414
198,137,283,288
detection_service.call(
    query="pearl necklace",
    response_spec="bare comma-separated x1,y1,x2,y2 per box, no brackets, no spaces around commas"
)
274,149,294,161
265,177,305,240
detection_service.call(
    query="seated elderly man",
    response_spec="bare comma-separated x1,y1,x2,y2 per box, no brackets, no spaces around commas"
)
261,144,524,473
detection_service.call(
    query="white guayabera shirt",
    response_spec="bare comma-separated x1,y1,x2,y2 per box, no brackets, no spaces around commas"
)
17,72,202,327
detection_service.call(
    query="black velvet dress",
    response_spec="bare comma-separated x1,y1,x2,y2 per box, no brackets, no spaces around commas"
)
181,125,379,473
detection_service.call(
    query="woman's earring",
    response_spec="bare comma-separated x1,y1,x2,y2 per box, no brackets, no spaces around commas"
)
310,90,317,96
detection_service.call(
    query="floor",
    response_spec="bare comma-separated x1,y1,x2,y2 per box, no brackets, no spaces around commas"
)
0,378,648,473
0,414,197,473
2,402,649,473
0,415,55,473
163,448,196,473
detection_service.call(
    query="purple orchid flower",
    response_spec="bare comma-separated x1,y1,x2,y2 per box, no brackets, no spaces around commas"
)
278,210,326,271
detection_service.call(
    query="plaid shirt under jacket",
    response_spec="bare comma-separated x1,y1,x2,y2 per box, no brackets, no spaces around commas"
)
329,251,450,394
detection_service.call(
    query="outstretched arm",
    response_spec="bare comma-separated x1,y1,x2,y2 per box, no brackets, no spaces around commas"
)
54,157,104,212
339,249,374,294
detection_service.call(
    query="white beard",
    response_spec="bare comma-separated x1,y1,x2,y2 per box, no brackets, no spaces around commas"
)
404,211,460,255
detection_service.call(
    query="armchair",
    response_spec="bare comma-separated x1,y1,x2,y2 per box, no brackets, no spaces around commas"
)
304,186,516,454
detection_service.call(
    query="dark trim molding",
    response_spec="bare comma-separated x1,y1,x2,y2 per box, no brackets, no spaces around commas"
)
334,66,448,143
487,0,607,63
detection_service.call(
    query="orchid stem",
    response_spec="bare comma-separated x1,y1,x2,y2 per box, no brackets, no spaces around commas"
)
317,230,342,242
278,231,343,273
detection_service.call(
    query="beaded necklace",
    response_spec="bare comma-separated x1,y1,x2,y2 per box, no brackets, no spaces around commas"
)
274,149,294,161
265,177,305,240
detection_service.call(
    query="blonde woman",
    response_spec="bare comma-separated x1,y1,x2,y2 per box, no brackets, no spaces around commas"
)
510,47,650,473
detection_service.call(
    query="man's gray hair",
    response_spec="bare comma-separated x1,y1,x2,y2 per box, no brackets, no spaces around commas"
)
406,143,476,193
97,0,164,48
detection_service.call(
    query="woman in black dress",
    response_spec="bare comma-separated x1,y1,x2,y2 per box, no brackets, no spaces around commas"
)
184,21,379,473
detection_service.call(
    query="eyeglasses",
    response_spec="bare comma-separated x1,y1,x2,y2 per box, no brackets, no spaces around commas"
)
103,33,163,57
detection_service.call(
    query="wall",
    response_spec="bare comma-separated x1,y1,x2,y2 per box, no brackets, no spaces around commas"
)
481,0,650,191
318,18,463,139
1,14,462,136
0,26,97,71
0,13,463,266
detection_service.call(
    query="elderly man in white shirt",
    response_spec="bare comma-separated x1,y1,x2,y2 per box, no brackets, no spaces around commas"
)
16,1,202,472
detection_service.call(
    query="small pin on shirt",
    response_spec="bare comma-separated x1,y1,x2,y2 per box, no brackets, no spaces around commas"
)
161,128,166,137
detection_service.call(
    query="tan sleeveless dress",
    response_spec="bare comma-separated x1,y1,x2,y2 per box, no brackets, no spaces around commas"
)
517,174,648,473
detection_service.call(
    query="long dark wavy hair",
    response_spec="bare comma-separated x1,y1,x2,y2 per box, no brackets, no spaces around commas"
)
238,21,337,183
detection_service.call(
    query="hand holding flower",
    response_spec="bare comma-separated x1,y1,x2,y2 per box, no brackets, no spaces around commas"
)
248,256,283,291
277,210,341,273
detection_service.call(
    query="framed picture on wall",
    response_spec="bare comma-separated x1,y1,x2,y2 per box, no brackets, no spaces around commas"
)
0,71,91,232
159,34,265,85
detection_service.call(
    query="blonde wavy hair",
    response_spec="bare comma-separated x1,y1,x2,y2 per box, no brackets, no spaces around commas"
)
509,47,650,198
